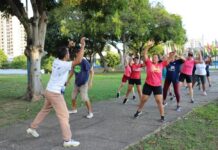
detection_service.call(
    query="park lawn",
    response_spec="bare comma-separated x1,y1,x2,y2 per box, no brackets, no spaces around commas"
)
127,100,218,150
0,72,146,127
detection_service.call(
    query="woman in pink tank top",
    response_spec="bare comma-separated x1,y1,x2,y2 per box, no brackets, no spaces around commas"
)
178,51,203,103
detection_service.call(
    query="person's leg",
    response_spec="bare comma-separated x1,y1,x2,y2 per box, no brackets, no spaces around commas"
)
154,94,164,118
192,75,196,88
200,75,207,95
51,93,72,141
123,83,134,104
72,99,77,111
207,76,211,87
163,80,171,104
70,85,79,113
117,82,125,97
30,91,52,129
173,82,181,111
136,84,142,101
132,87,136,99
81,83,93,118
134,83,153,118
187,82,194,102
137,94,150,111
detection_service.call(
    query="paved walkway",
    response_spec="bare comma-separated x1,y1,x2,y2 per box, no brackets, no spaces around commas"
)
0,72,217,150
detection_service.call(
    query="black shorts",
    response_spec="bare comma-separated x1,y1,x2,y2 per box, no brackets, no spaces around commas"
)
206,70,210,77
142,83,162,96
179,73,192,83
129,78,141,85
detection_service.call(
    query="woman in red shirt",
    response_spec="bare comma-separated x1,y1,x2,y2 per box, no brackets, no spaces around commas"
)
123,56,144,104
116,56,136,99
134,40,175,122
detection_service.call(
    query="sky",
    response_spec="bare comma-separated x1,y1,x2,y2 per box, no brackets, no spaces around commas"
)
22,0,218,45
150,0,218,44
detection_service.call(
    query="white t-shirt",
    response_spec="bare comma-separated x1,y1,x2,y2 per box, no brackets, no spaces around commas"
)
195,63,206,75
46,59,72,93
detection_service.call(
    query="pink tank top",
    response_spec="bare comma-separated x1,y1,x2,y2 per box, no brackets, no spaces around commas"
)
181,59,195,75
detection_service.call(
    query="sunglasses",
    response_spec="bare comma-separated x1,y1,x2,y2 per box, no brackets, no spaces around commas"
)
188,54,193,57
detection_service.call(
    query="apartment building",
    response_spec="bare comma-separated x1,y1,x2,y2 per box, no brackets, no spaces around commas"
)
0,12,26,59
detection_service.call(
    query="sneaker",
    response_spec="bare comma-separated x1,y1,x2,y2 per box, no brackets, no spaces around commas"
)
123,98,128,104
69,109,78,114
26,128,39,138
133,95,136,100
202,91,207,96
176,106,181,112
160,116,165,123
170,96,174,100
134,111,142,118
163,101,168,107
63,139,80,147
190,99,195,103
209,84,212,87
116,92,120,98
86,112,94,119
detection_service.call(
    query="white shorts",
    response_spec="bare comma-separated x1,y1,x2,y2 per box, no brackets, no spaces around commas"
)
72,82,89,101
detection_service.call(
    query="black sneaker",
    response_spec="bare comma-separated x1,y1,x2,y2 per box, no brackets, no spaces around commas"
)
133,95,136,100
190,99,195,103
134,111,142,118
123,98,128,104
160,116,165,122
116,93,120,98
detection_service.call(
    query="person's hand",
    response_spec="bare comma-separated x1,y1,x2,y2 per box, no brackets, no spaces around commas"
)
173,44,177,51
80,37,86,46
65,81,70,86
146,40,155,48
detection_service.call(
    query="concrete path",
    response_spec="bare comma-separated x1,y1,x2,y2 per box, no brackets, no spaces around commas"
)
0,72,217,150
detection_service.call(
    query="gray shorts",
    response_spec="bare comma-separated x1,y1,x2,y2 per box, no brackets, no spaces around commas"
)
72,82,89,101
194,75,206,84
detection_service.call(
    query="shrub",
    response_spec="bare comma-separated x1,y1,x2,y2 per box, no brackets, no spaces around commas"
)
105,51,120,68
11,55,27,69
41,56,55,73
0,50,7,68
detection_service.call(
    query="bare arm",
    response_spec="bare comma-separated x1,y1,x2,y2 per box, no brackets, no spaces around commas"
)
143,40,154,61
72,37,86,67
195,51,203,64
66,70,74,86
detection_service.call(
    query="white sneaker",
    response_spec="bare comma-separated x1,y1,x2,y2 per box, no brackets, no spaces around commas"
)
202,91,207,96
163,102,168,107
69,109,78,114
63,139,80,147
26,128,39,138
86,112,94,119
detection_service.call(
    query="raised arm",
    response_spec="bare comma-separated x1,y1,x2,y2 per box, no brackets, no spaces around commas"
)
195,51,203,64
72,37,86,66
143,40,154,61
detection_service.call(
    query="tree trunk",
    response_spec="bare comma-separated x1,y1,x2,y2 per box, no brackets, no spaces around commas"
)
24,12,47,101
25,46,44,101
110,42,124,68
98,51,109,72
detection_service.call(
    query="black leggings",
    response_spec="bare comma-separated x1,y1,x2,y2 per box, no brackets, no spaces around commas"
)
163,80,180,103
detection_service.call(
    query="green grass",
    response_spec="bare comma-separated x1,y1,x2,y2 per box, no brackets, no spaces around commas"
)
0,73,146,127
128,100,218,150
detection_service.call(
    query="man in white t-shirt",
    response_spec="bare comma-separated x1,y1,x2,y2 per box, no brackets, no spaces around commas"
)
26,37,86,148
